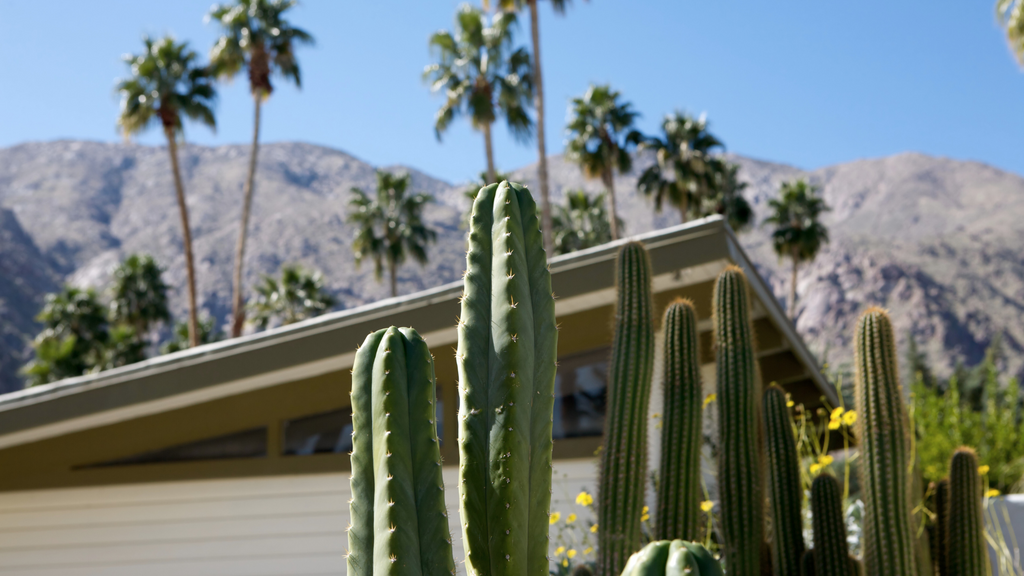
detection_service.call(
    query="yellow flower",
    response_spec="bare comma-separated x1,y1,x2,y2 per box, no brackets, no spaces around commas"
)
590,524,598,533
549,512,561,525
786,400,795,407
563,559,569,567
642,506,649,514
978,465,991,475
576,491,594,506
987,489,1001,498
830,407,845,420
841,410,857,426
810,462,824,474
652,413,661,419
585,547,594,555
555,546,565,555
566,513,577,524
828,419,841,430
819,454,834,466
703,393,716,409
641,513,650,522
568,549,577,559
701,500,714,512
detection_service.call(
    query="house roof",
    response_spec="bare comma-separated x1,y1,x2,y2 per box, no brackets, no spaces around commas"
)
0,216,836,450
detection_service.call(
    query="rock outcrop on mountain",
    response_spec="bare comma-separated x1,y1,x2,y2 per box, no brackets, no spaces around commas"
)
1,140,1022,392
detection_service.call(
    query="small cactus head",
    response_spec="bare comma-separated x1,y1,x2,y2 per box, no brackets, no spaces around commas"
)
570,562,595,576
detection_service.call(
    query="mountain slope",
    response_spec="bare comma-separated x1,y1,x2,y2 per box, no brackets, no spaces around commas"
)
1,140,1022,392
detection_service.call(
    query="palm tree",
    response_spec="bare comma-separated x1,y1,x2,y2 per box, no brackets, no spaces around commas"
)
764,179,830,318
22,287,109,386
637,111,724,223
109,254,170,346
348,171,437,298
707,162,753,232
116,36,216,348
207,0,313,339
162,316,224,354
425,4,534,186
998,0,1024,64
248,265,336,330
483,0,586,255
551,189,621,255
565,84,642,241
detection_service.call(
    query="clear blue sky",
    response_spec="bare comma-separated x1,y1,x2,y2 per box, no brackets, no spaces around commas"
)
1,1,1022,183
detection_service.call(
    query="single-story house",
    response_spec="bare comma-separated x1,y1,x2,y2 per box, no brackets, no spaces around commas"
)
0,216,835,576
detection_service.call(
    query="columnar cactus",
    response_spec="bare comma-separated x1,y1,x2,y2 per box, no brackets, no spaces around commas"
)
347,326,455,576
621,540,725,576
810,474,852,576
656,298,703,541
764,384,805,576
853,307,916,576
712,265,763,575
947,448,989,576
802,551,816,576
456,181,558,576
598,241,656,576
931,479,949,576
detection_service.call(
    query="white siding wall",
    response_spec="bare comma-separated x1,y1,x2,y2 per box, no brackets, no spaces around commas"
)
0,460,598,576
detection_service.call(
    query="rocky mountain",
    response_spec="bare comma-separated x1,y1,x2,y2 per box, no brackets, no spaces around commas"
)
1,140,1022,392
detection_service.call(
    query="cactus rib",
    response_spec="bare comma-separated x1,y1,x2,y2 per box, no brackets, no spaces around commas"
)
765,384,805,576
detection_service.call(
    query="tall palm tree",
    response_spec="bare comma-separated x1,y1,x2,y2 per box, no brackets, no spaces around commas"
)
348,170,437,298
425,4,534,186
707,162,753,232
22,287,109,386
108,254,170,346
637,111,724,223
116,36,216,348
998,0,1024,63
248,265,335,330
207,0,313,339
483,0,586,255
551,189,621,255
565,84,642,241
764,179,830,318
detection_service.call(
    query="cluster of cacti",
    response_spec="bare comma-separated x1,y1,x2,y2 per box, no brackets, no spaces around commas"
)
712,265,764,575
808,474,854,576
853,307,917,576
655,299,703,542
946,448,989,576
764,384,805,576
598,241,657,576
621,540,724,576
347,326,456,576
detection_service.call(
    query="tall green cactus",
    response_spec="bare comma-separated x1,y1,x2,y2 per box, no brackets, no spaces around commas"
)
457,181,558,576
810,474,852,576
713,265,763,575
801,551,816,576
347,326,455,576
764,384,805,576
598,241,656,576
853,307,916,576
656,298,703,542
947,448,989,576
621,540,725,576
931,479,949,576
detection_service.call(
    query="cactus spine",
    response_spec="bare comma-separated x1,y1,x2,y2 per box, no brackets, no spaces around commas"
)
810,474,852,576
853,307,916,576
598,241,656,576
621,540,725,576
656,298,703,541
947,448,989,576
764,384,805,576
347,327,455,576
713,265,763,575
931,479,949,576
456,181,558,576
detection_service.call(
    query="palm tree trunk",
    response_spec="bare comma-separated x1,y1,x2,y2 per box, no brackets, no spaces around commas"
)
388,259,398,299
790,246,799,320
483,121,497,185
230,95,263,338
604,167,620,240
528,0,553,255
163,127,200,348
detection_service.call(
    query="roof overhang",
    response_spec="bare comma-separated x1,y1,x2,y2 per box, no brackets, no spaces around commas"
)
0,216,836,449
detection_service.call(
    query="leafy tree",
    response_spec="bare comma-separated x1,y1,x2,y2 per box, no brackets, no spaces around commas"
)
565,84,642,241
348,171,437,298
998,0,1024,64
162,316,225,354
706,162,753,232
764,179,830,317
248,265,336,329
461,170,510,229
95,325,147,371
551,189,621,255
109,254,170,347
483,0,586,254
638,111,724,223
116,36,217,348
207,0,313,339
425,4,534,186
22,287,109,386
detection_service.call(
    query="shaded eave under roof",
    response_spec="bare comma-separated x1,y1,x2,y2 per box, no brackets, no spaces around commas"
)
0,216,836,447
